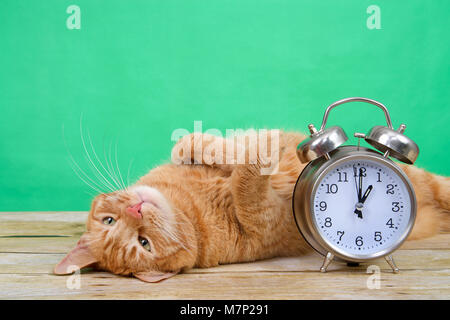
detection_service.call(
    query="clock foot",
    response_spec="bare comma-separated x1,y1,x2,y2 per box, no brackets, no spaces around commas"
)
320,252,335,273
347,262,360,267
385,255,400,273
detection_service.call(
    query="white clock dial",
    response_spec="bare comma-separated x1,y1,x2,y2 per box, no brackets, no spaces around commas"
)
312,159,413,257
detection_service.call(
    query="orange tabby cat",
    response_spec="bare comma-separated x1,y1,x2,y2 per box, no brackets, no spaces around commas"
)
54,131,449,282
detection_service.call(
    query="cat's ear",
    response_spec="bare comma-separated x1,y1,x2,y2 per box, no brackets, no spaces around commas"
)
54,234,97,275
133,270,179,283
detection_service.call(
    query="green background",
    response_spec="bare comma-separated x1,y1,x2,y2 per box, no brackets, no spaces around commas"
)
1,0,449,211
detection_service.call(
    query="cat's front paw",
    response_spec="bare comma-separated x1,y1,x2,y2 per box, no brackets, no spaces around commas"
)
250,129,284,175
171,133,223,166
171,133,197,165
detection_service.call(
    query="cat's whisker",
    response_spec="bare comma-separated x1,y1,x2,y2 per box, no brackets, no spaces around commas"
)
126,158,135,190
83,153,116,194
153,219,179,244
86,129,119,193
80,117,116,194
68,160,105,195
157,212,183,226
152,214,187,250
104,140,123,192
102,143,115,189
114,142,128,192
62,124,107,195
110,140,124,191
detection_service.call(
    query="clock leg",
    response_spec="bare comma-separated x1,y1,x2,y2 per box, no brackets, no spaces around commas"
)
320,252,335,273
385,255,400,273
347,262,360,267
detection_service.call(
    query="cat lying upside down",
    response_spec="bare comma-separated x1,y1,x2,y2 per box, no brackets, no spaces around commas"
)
54,131,450,282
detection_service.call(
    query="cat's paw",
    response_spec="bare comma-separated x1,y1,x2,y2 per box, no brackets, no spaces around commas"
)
171,133,225,166
255,130,284,175
172,133,200,165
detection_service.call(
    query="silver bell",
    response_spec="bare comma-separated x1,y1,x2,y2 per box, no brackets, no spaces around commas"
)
297,97,419,164
297,125,347,163
365,124,419,164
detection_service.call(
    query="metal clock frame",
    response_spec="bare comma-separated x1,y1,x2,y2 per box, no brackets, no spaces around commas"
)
292,146,417,272
292,97,419,273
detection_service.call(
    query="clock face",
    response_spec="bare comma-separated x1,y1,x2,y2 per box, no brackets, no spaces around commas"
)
312,158,414,258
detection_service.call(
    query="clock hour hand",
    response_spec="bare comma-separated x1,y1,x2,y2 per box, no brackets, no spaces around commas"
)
360,185,373,204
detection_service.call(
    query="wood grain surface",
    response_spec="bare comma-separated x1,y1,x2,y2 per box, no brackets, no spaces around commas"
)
0,212,448,299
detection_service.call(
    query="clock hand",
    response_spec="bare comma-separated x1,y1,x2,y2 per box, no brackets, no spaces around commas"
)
353,166,360,201
353,166,363,218
354,206,363,219
360,185,373,204
354,185,373,217
358,167,363,202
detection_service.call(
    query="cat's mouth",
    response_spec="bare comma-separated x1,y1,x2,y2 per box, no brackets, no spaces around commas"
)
133,187,162,209
126,199,161,220
126,201,144,219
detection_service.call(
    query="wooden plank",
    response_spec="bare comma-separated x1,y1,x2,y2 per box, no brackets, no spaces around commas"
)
1,212,449,300
1,270,449,300
0,212,88,223
0,249,448,275
1,212,448,252
0,237,79,254
400,234,450,250
0,212,87,237
3,235,447,254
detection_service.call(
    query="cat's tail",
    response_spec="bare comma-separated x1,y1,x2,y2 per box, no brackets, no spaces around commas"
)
400,165,450,240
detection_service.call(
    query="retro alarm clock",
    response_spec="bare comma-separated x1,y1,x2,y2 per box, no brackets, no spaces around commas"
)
292,97,419,273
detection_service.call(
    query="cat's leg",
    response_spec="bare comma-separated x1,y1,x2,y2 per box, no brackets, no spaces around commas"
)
229,135,285,234
172,130,284,174
399,165,450,239
171,133,234,172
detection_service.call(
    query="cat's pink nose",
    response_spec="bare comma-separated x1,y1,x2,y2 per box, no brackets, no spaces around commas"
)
126,201,144,219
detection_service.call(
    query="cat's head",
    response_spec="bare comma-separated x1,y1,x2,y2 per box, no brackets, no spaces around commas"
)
54,185,197,282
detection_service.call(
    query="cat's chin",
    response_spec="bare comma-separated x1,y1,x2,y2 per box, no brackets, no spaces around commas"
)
130,185,172,214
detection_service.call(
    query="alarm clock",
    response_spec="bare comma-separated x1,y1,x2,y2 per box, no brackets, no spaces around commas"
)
292,97,419,273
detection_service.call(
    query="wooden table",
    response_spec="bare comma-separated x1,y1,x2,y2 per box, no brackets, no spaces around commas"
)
0,212,448,299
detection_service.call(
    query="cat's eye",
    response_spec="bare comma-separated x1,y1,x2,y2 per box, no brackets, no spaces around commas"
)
139,237,151,251
102,217,116,225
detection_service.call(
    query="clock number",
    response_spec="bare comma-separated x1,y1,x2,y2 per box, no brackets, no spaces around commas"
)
391,202,400,212
319,201,327,211
353,167,367,177
325,184,338,194
377,172,382,182
337,231,345,241
386,218,394,228
355,236,363,247
324,217,332,227
374,231,382,242
338,172,348,182
386,184,395,195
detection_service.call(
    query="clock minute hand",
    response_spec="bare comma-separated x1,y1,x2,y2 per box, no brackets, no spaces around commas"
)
354,185,373,216
358,168,363,201
351,167,364,217
353,166,360,201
